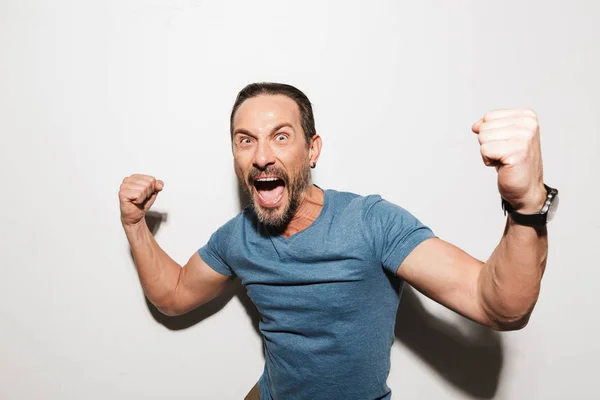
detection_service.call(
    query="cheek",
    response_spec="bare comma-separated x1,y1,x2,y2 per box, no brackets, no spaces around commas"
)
233,153,249,170
233,160,248,181
277,148,310,170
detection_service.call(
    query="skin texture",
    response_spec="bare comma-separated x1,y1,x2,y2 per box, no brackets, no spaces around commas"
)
231,95,322,233
119,174,230,316
119,94,323,315
120,98,548,330
398,109,548,330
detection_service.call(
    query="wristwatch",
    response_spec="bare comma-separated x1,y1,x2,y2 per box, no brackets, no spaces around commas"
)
501,184,559,227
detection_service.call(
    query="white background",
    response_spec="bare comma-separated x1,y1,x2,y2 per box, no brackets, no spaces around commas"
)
1,1,598,399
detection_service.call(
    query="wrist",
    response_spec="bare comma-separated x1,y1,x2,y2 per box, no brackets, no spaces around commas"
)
122,217,149,235
508,185,547,214
501,183,559,228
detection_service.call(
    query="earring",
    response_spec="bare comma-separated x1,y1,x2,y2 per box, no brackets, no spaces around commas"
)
310,162,316,169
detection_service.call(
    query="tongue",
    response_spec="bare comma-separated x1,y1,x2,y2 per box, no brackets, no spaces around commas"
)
259,184,284,203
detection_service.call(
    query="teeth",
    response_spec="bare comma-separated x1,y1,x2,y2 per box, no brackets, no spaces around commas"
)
256,177,279,182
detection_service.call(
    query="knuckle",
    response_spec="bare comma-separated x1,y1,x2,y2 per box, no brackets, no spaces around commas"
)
480,142,489,155
524,108,538,118
481,154,492,166
478,133,486,145
521,127,535,140
522,116,538,130
514,127,532,140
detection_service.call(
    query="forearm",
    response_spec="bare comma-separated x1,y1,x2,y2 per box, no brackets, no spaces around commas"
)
123,219,181,310
478,218,548,330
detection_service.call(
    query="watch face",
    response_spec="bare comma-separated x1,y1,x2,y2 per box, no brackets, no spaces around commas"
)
547,194,559,222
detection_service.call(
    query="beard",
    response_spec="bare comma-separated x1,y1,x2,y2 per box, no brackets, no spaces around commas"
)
237,160,311,232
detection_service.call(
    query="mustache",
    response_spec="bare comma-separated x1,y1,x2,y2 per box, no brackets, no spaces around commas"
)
247,166,289,186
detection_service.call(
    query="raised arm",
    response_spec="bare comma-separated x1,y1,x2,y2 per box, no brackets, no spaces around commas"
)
397,109,553,331
120,174,231,316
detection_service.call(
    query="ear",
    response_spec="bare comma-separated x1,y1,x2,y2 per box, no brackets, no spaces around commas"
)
308,134,322,168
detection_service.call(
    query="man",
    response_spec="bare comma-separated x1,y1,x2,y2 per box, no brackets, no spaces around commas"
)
119,82,558,399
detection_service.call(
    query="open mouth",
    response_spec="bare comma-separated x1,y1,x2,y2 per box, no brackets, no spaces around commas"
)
253,177,286,206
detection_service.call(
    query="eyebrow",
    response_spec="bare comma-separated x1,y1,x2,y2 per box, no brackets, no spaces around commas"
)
233,123,296,137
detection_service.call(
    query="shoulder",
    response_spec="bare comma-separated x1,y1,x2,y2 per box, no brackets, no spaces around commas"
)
328,190,429,238
326,188,379,212
326,189,398,218
324,190,417,235
209,207,254,242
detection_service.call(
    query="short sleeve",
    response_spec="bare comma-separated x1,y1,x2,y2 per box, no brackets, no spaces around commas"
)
197,219,237,277
362,196,436,275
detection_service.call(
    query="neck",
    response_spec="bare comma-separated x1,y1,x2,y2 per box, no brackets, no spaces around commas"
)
282,184,324,238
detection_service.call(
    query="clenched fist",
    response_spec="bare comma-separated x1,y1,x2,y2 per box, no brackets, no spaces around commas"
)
119,174,164,226
472,109,546,214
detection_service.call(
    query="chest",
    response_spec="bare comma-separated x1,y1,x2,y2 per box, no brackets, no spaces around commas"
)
227,229,392,323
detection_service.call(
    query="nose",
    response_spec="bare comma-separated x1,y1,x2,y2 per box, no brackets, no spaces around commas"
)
252,140,276,170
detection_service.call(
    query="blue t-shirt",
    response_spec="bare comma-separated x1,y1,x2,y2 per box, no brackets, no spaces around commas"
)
198,189,435,400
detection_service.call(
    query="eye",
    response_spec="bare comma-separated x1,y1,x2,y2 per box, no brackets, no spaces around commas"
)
239,136,252,145
275,133,288,142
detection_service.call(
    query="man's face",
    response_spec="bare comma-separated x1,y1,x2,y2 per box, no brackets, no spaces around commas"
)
232,94,317,230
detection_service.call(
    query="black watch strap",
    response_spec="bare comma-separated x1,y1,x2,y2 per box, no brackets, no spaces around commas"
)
501,184,559,227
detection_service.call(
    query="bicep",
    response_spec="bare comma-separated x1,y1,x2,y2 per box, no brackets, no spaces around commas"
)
396,237,491,326
169,251,232,315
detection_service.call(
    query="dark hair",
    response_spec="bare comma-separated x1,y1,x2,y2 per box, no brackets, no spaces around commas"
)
230,82,316,146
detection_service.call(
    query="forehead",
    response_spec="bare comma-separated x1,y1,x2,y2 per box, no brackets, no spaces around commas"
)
233,94,301,132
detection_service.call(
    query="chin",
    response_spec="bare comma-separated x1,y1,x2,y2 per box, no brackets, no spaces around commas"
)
252,192,299,231
253,200,289,230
